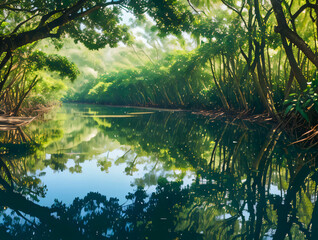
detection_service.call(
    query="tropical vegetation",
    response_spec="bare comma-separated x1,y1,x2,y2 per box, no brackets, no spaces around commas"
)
0,0,317,128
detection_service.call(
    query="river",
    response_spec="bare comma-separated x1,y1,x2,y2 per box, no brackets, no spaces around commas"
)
0,103,317,239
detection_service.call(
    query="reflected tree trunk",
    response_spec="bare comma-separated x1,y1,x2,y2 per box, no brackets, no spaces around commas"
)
0,189,83,239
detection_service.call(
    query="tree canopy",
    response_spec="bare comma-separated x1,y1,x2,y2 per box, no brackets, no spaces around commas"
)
1,0,318,129
0,0,195,115
0,0,193,54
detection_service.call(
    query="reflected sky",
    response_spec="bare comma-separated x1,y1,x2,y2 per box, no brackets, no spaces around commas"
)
27,104,197,205
0,103,317,239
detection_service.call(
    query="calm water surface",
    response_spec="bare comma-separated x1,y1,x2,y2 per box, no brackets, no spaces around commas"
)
0,103,317,239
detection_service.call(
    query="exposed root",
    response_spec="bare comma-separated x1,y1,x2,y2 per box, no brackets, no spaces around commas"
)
192,109,274,123
288,124,318,149
0,116,35,131
193,109,318,149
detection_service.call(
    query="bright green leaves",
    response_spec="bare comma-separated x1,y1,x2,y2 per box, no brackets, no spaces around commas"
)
284,71,318,124
65,7,130,50
141,0,194,37
0,21,9,31
284,94,310,123
28,50,79,81
72,50,212,108
88,82,113,96
1,0,195,50
127,0,194,36
284,83,318,124
191,15,245,56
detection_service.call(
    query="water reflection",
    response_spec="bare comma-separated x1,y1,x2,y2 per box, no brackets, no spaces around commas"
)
0,104,317,239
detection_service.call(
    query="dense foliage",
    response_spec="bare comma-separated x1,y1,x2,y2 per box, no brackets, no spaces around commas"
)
0,45,79,115
1,1,318,239
61,0,318,127
0,104,317,239
0,0,194,115
1,0,318,127
65,52,215,108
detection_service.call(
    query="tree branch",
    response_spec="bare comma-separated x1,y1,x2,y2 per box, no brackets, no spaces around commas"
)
271,0,318,71
0,0,125,54
292,2,318,20
0,5,43,13
12,14,40,34
38,9,66,28
222,0,248,29
187,0,206,15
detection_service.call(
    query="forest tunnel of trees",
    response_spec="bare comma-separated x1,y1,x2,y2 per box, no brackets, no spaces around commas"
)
1,1,318,239
0,0,318,140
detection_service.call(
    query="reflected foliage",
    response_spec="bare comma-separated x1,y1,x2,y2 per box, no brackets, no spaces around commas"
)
0,104,317,239
0,160,317,239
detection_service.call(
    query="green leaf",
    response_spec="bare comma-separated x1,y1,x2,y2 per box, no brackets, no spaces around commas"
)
303,99,312,108
284,105,294,115
296,104,310,123
283,99,292,105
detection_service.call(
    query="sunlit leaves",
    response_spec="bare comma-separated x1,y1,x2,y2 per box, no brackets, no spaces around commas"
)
65,7,130,50
29,50,79,81
1,0,195,50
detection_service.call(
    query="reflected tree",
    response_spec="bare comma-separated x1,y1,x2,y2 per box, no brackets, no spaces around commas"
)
0,105,318,239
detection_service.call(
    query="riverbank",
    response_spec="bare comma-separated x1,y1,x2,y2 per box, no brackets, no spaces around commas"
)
195,109,318,148
0,103,59,131
64,101,275,123
3,101,317,148
64,102,318,148
0,115,35,131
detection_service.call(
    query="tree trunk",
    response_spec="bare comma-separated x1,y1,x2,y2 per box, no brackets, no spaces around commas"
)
270,0,315,90
13,76,39,116
208,58,230,110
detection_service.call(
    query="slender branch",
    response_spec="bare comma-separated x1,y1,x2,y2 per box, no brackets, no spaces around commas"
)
0,5,43,13
0,51,12,72
187,0,206,15
264,8,273,23
13,75,39,116
292,2,318,20
1,56,13,85
240,47,249,63
0,1,20,8
131,45,146,65
0,12,10,27
38,9,66,28
12,14,40,34
271,0,318,70
222,0,248,29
